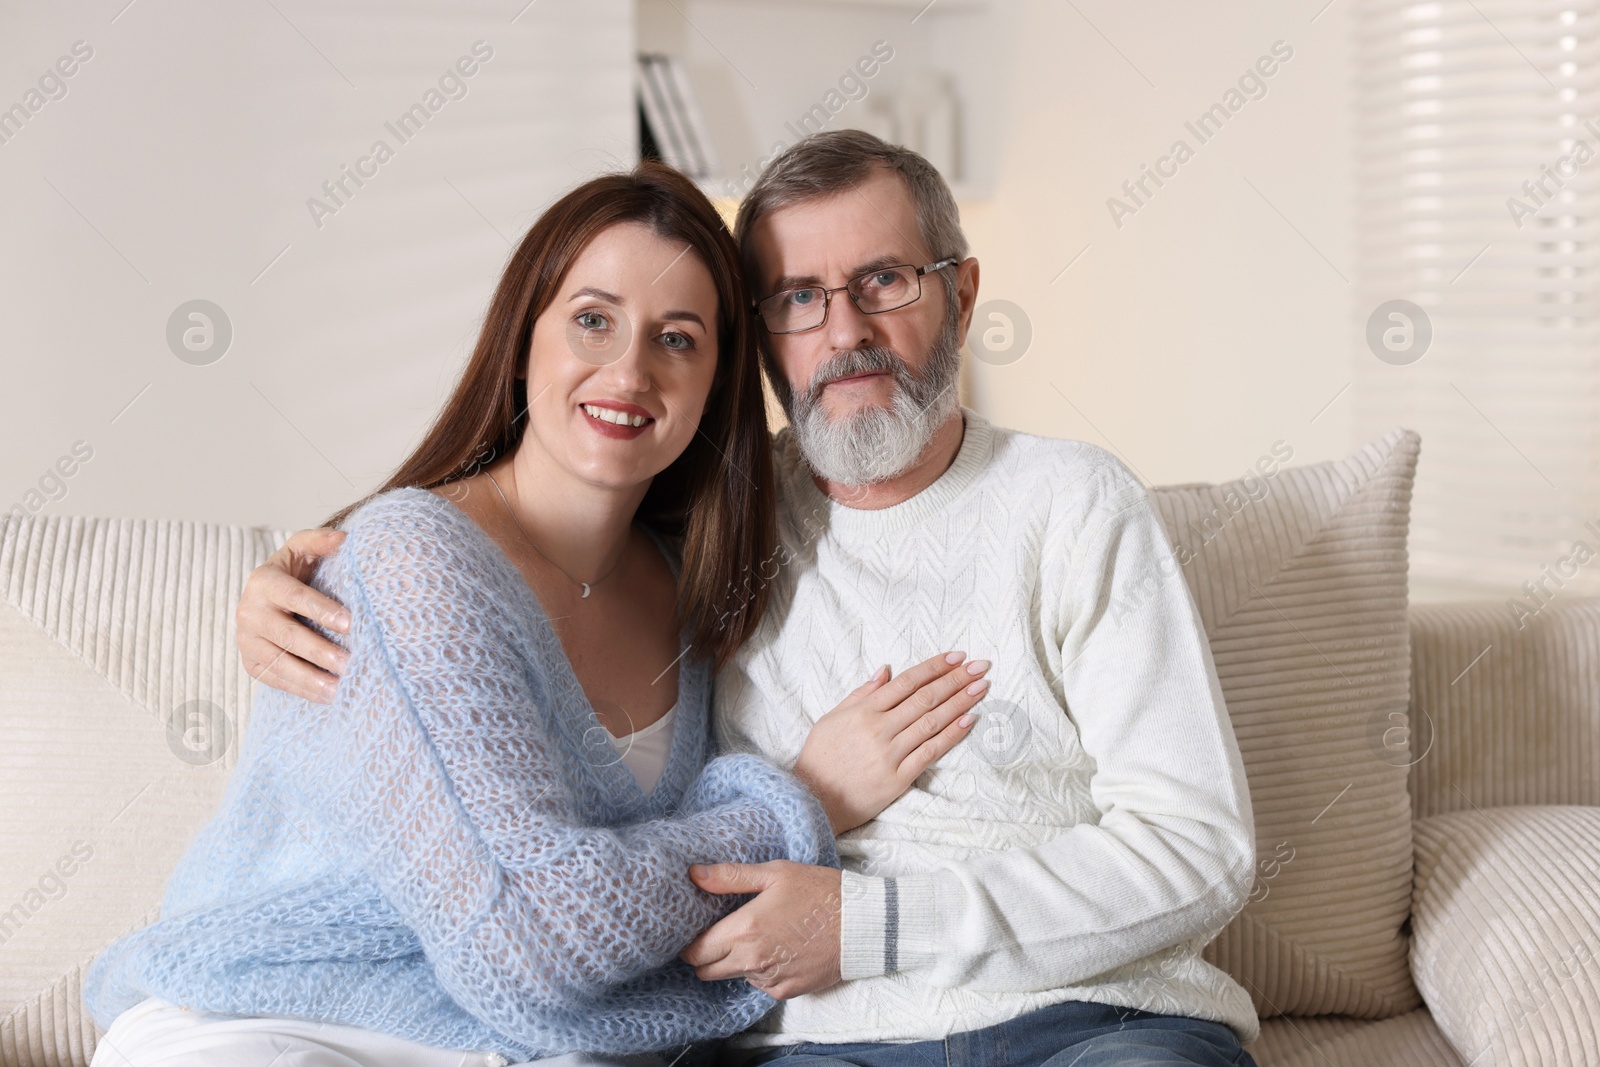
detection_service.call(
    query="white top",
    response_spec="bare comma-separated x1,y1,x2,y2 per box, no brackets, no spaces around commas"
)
714,408,1260,1047
99,995,663,1067
607,704,676,794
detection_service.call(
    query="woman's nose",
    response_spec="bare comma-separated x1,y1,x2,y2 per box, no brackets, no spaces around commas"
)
600,332,653,392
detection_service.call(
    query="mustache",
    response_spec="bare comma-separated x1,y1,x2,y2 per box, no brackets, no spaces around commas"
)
807,346,911,402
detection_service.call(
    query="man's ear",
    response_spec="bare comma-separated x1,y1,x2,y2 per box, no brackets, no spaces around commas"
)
954,257,981,341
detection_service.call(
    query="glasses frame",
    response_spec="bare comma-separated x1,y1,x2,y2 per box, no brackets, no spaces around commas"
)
754,257,960,335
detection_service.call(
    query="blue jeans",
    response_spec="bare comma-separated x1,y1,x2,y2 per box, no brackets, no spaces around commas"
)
725,999,1256,1067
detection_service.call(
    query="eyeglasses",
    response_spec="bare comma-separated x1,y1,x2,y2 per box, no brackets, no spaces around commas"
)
754,258,958,334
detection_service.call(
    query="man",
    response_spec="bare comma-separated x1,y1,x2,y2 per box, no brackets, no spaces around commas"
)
236,131,1259,1067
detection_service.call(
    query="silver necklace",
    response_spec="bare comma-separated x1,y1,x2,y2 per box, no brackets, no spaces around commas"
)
483,469,622,599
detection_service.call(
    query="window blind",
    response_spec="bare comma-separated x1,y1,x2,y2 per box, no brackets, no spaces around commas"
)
1355,0,1600,602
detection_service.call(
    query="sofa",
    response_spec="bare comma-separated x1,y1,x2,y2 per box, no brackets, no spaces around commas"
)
1,427,1596,1067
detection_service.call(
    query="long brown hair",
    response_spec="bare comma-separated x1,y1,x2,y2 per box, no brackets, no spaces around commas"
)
326,162,776,670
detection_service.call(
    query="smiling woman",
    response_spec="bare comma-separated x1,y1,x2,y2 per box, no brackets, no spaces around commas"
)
326,167,773,669
81,162,841,1066
85,156,995,1067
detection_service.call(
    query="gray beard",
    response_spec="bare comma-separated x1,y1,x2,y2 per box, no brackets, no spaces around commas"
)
770,298,962,487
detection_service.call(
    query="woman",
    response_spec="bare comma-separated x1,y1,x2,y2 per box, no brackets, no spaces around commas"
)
82,163,988,1067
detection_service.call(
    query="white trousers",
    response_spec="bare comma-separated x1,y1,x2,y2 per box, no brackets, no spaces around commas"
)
90,997,654,1067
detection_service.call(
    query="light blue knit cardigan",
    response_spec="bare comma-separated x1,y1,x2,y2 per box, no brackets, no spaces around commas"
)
84,487,839,1060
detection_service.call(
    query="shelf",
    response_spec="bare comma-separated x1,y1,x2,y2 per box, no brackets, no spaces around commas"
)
638,0,1015,203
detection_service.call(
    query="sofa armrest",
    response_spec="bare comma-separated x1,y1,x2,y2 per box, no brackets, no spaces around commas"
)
1410,806,1600,1067
1408,598,1600,818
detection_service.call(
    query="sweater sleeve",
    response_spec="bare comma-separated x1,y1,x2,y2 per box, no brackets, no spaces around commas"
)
299,496,837,1045
837,474,1255,990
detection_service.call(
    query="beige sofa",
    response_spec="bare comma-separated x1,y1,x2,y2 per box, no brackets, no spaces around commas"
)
2,428,1596,1067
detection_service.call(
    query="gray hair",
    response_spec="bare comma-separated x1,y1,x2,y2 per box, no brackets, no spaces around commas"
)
734,130,968,289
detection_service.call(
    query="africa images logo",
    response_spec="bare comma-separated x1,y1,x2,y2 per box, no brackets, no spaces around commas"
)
1106,40,1295,229
305,41,495,230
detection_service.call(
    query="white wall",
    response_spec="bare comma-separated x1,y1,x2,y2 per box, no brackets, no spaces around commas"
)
642,0,1357,487
4,0,1357,534
1,0,635,531
961,0,1356,490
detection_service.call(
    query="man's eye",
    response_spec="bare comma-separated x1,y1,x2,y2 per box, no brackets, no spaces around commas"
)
577,310,610,330
660,331,694,351
866,272,901,289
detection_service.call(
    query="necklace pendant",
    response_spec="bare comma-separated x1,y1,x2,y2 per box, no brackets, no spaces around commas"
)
580,582,592,599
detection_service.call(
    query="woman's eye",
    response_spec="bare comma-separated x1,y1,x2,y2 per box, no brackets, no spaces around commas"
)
577,310,610,331
659,331,694,351
786,289,816,308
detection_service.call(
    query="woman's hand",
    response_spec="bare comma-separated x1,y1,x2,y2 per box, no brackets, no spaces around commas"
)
792,651,990,835
236,528,352,703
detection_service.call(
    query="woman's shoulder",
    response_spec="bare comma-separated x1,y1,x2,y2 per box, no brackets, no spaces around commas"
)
339,485,458,534
323,486,504,590
337,486,490,548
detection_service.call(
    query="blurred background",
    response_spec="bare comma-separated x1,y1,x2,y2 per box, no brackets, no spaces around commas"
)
3,0,1596,602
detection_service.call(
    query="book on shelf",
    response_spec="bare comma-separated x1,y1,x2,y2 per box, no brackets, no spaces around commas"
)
637,53,718,179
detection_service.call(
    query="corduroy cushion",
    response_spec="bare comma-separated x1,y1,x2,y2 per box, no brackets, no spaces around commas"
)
1411,806,1600,1066
0,515,284,1067
1245,1008,1462,1066
1147,427,1423,1020
1408,599,1600,819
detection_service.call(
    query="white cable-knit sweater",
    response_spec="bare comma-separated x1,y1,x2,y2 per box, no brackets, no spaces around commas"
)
714,409,1261,1047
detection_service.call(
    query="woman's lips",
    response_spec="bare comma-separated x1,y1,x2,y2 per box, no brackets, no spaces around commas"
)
580,402,653,440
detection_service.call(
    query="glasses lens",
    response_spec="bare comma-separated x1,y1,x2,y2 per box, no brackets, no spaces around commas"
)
762,288,827,332
850,266,919,313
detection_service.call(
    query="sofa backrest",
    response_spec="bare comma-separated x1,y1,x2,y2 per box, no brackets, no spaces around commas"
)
0,514,285,1067
0,426,1433,1062
1408,598,1600,819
